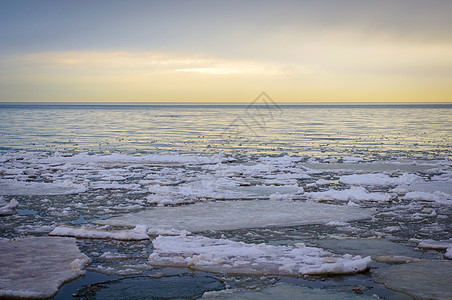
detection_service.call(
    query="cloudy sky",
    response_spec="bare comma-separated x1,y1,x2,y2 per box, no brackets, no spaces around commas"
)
1,0,452,102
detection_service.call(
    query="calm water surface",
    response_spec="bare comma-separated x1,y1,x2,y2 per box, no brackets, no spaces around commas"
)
1,103,451,158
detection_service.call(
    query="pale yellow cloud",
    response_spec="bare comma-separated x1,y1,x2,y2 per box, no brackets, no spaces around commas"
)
1,43,451,102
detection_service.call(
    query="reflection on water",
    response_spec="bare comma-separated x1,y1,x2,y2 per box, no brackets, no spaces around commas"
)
1,104,451,158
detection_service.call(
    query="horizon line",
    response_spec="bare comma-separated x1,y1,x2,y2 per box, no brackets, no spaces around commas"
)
1,101,452,106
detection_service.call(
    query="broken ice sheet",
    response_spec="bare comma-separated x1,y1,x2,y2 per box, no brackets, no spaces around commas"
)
204,282,375,299
0,198,18,216
372,262,452,299
49,225,150,241
149,235,371,276
0,181,86,196
313,238,423,261
0,237,90,299
95,200,371,232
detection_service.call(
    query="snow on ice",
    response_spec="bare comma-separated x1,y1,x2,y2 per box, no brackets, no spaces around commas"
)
49,225,150,240
149,235,371,276
95,200,371,232
0,237,90,299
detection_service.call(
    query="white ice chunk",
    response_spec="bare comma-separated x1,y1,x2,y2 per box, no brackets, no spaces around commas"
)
305,187,391,202
0,237,90,299
96,200,371,232
402,191,452,205
0,180,86,195
49,225,149,240
340,173,422,186
416,239,452,250
149,235,371,276
315,179,330,185
445,248,452,260
147,226,192,236
41,152,225,165
397,181,452,195
0,199,18,216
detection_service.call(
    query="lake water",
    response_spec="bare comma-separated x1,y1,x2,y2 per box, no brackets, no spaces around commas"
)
1,103,451,158
1,103,451,299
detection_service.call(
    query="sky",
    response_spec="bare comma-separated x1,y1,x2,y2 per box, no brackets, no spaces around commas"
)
1,0,452,103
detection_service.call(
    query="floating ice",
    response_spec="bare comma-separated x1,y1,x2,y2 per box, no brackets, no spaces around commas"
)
372,262,452,299
96,200,371,232
206,283,375,299
0,237,90,299
49,225,149,240
149,235,371,276
396,181,452,195
40,152,225,165
0,199,18,216
0,180,86,195
402,191,452,205
340,173,422,186
314,238,422,260
303,162,433,173
305,187,391,202
75,273,225,299
372,256,421,264
415,239,452,250
445,248,452,259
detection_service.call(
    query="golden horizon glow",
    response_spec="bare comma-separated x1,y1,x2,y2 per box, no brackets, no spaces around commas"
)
1,1,452,103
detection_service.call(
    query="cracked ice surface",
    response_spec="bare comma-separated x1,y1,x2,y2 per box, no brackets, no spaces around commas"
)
0,237,90,299
96,200,371,232
148,235,371,276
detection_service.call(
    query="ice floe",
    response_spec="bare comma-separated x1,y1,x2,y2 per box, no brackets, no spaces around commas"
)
204,282,375,299
402,191,452,205
0,198,18,216
49,225,150,240
0,180,86,195
39,152,227,165
340,173,422,186
372,262,452,299
0,237,90,299
414,239,452,250
96,200,371,232
445,248,452,259
314,238,422,260
148,235,371,276
305,187,391,202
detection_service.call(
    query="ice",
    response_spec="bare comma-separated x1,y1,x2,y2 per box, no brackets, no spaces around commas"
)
445,248,452,259
40,152,225,165
0,237,90,299
95,200,371,232
372,262,452,299
340,173,422,186
49,225,150,240
372,256,421,264
0,199,18,216
74,274,225,299
402,191,452,205
314,238,422,260
303,162,433,173
149,235,371,276
0,180,86,195
146,226,192,236
399,181,452,195
415,239,452,250
305,187,391,202
205,283,375,299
